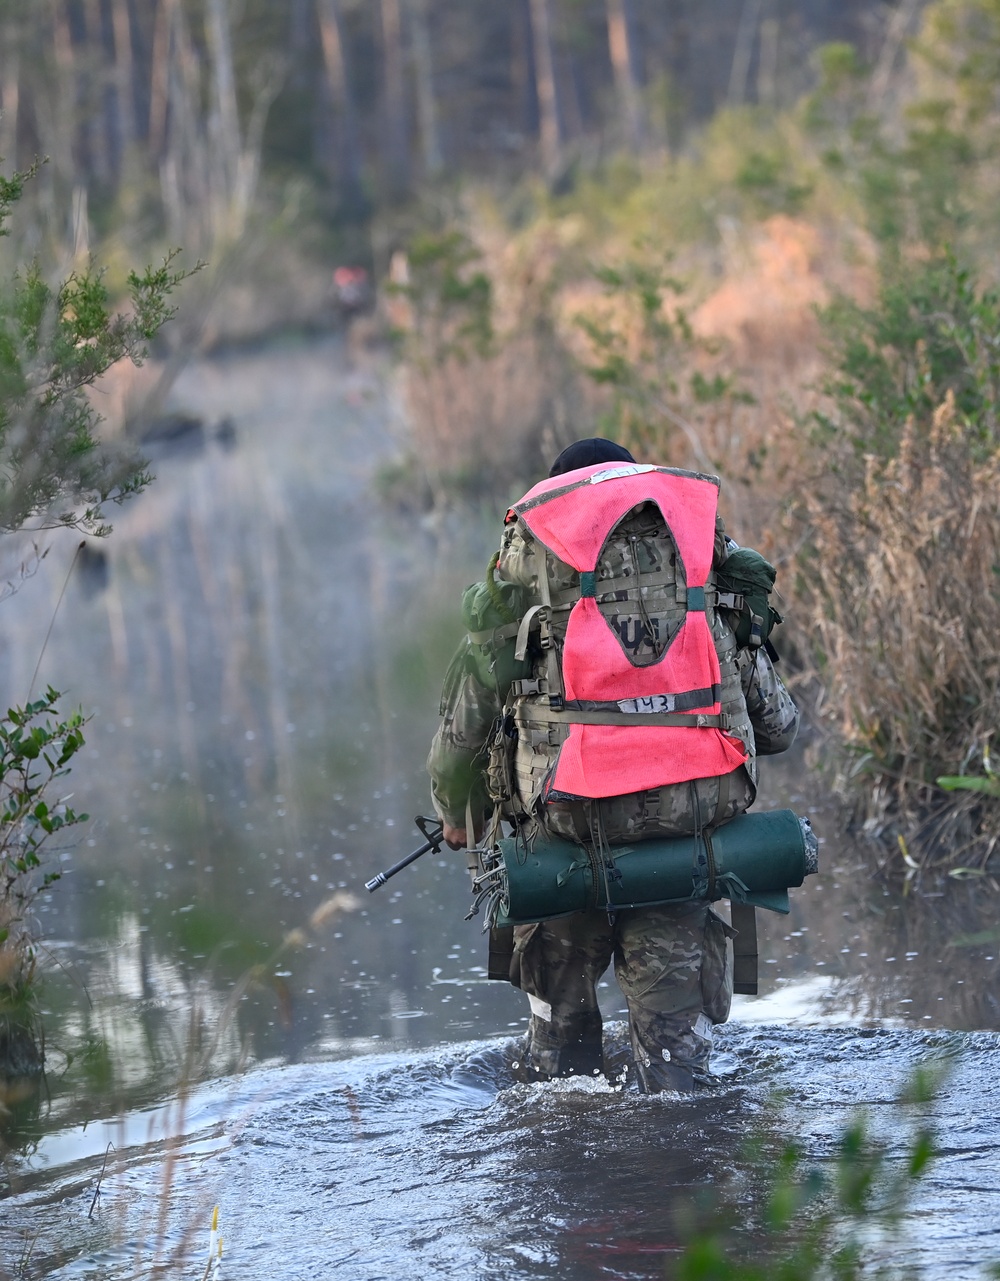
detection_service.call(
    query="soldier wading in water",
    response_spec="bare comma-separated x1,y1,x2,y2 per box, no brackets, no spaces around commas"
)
428,438,799,1092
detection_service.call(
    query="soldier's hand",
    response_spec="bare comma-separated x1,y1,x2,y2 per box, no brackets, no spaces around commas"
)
443,816,486,849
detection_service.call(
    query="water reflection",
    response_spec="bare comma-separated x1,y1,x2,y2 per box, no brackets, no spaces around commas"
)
752,749,1000,1033
1,335,521,1140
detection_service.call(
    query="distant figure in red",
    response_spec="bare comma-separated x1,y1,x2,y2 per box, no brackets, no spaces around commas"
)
332,266,371,314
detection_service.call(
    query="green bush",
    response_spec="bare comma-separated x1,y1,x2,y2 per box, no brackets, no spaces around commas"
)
0,164,194,537
0,690,89,1078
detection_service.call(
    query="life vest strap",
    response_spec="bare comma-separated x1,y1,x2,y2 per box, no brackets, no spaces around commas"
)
567,686,722,714
540,706,731,729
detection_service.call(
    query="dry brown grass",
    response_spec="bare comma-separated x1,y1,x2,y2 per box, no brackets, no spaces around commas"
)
400,326,583,502
798,391,1000,866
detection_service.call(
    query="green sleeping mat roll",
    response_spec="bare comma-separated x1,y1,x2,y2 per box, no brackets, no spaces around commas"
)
480,809,816,927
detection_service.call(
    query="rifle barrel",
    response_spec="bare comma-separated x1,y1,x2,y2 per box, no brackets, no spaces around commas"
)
365,830,444,892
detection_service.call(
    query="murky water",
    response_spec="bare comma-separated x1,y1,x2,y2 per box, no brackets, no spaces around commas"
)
7,1024,1000,1279
1,336,999,1278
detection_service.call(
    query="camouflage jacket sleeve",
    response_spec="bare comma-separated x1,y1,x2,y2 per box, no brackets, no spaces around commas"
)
738,647,800,756
426,639,501,828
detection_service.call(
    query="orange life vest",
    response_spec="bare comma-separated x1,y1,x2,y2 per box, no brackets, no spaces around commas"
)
507,462,748,801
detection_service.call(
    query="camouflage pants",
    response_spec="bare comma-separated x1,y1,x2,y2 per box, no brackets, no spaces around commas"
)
510,902,735,1092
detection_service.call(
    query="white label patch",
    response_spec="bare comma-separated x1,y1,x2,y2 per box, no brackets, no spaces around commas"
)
527,994,553,1022
693,1013,714,1043
617,694,676,714
588,464,656,484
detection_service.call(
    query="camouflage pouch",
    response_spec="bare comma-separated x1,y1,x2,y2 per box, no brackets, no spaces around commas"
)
700,908,737,1025
486,712,524,818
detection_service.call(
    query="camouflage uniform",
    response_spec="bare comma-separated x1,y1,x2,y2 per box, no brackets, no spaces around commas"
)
428,501,799,1091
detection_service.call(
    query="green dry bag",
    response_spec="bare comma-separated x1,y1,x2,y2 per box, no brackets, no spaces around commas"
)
716,548,783,650
461,575,531,692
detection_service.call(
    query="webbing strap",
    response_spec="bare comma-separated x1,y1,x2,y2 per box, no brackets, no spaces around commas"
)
514,605,545,662
703,828,718,899
568,685,721,713
467,620,522,647
549,567,677,605
540,707,726,729
536,548,564,704
548,572,722,609
713,767,731,826
731,903,758,995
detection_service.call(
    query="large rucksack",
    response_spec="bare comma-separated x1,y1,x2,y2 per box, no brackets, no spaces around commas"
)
469,465,764,843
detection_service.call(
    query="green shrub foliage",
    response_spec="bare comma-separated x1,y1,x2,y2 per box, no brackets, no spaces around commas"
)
676,1070,943,1281
0,690,89,992
0,163,193,537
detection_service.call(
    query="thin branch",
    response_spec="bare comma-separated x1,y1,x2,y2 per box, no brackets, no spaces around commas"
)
88,1142,116,1218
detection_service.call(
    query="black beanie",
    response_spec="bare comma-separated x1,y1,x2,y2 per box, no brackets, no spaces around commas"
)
548,437,636,478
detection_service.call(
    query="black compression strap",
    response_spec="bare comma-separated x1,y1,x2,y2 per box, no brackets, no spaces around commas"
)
703,829,718,900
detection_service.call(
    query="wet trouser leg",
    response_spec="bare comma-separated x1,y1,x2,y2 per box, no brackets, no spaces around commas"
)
614,902,734,1093
511,913,614,1079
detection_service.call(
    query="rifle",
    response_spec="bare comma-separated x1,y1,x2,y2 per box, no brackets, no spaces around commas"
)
364,815,447,892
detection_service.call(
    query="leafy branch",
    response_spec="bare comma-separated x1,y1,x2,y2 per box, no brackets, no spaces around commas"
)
0,160,202,538
0,688,89,995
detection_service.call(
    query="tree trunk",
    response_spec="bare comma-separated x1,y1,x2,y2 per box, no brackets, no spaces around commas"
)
47,0,78,193
867,0,921,113
148,0,174,158
407,0,442,178
81,0,114,182
665,0,691,142
289,0,313,85
606,0,644,150
757,8,778,108
204,0,241,195
315,0,367,213
513,0,539,141
728,0,763,106
162,0,211,246
0,29,20,170
379,0,409,200
527,0,561,174
109,0,137,148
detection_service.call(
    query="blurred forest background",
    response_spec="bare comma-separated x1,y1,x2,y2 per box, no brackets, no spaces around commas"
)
1,0,999,869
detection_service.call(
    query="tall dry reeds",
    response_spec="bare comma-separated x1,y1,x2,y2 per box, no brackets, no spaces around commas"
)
799,390,1000,866
386,224,589,505
786,247,1000,868
400,326,582,502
